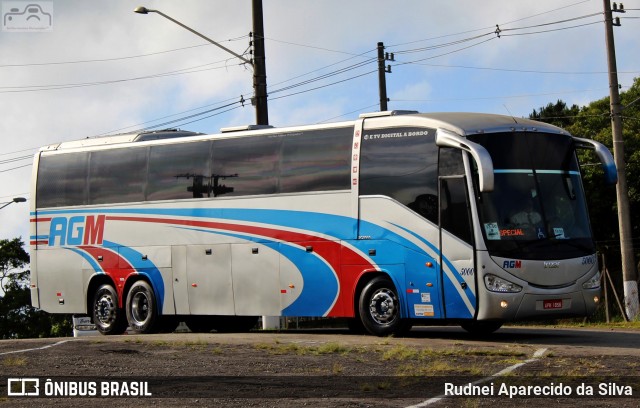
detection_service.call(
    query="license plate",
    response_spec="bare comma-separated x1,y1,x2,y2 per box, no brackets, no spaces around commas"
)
543,299,563,309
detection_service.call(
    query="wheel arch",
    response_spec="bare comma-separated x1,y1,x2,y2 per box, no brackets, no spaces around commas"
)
86,274,118,313
353,269,407,319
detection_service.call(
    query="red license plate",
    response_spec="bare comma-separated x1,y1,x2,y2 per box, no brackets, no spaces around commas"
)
543,299,563,309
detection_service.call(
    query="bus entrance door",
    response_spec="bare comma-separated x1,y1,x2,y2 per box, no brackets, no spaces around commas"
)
439,175,477,319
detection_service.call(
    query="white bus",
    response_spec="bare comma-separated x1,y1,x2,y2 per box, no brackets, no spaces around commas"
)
29,111,617,336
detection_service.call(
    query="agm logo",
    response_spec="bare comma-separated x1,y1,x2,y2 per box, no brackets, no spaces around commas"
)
502,260,522,269
49,215,105,246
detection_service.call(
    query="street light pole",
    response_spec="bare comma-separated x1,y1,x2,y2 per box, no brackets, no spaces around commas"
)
0,197,26,210
134,5,268,125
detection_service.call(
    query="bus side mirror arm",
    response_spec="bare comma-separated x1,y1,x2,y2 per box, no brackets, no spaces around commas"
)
435,128,494,192
573,137,618,185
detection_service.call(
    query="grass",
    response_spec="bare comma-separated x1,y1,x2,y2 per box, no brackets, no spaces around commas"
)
382,345,418,361
512,319,640,330
2,356,27,367
254,341,353,356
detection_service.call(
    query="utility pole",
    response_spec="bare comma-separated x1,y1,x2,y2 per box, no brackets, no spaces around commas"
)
252,0,269,125
377,42,394,111
602,0,639,319
134,3,269,126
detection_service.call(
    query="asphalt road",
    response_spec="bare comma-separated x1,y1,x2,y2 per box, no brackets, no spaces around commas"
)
1,325,639,407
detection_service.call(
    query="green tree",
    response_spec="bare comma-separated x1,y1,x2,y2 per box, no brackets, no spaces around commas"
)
530,99,580,128
0,238,72,338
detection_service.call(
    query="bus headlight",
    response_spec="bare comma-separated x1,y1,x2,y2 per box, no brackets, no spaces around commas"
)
582,271,601,289
484,274,522,293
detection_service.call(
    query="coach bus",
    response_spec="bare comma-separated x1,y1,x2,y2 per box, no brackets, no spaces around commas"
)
29,111,617,336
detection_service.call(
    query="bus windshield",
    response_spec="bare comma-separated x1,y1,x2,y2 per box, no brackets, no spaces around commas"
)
468,132,594,260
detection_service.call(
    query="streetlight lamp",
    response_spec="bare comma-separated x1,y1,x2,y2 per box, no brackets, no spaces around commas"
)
134,5,269,125
0,197,26,210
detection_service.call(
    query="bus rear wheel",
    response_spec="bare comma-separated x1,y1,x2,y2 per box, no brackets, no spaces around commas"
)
358,276,405,336
92,284,127,335
126,280,159,334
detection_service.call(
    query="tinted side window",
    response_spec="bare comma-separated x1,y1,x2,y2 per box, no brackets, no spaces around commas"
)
89,148,148,204
37,152,88,208
360,127,438,207
439,148,473,245
211,136,280,197
280,128,352,193
147,141,212,200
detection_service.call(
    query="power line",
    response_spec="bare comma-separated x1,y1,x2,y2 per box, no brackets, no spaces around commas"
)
387,0,594,48
263,36,366,56
269,70,378,102
140,100,243,131
391,87,612,102
269,59,377,95
392,37,497,67
0,155,32,165
0,36,249,68
0,58,250,94
500,12,603,34
391,32,494,55
406,62,640,75
91,96,242,137
167,105,243,129
499,0,593,26
315,103,380,124
0,164,31,173
268,48,376,89
500,20,603,37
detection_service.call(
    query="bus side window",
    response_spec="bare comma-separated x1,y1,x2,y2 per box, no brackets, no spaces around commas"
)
147,141,212,200
211,136,280,197
37,152,89,208
439,148,473,245
89,148,148,205
360,127,438,207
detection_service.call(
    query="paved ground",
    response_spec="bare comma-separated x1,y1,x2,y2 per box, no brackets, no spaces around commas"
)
1,325,639,407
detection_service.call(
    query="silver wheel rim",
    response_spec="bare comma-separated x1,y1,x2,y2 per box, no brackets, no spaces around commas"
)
130,290,150,325
368,287,398,325
95,291,116,327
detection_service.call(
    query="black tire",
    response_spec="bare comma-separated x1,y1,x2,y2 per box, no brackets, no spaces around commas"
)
460,320,503,336
126,280,159,334
92,283,128,335
358,276,404,336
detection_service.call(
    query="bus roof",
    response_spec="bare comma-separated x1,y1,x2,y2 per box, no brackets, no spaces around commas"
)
407,112,570,137
41,111,570,152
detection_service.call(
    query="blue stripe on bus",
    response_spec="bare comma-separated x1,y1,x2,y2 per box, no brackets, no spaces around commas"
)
66,247,103,273
104,241,165,313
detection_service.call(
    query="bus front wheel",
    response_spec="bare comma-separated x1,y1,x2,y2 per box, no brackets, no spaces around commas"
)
358,277,405,336
126,280,159,334
92,284,127,335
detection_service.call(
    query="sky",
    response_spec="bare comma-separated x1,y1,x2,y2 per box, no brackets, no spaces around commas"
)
0,0,639,246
